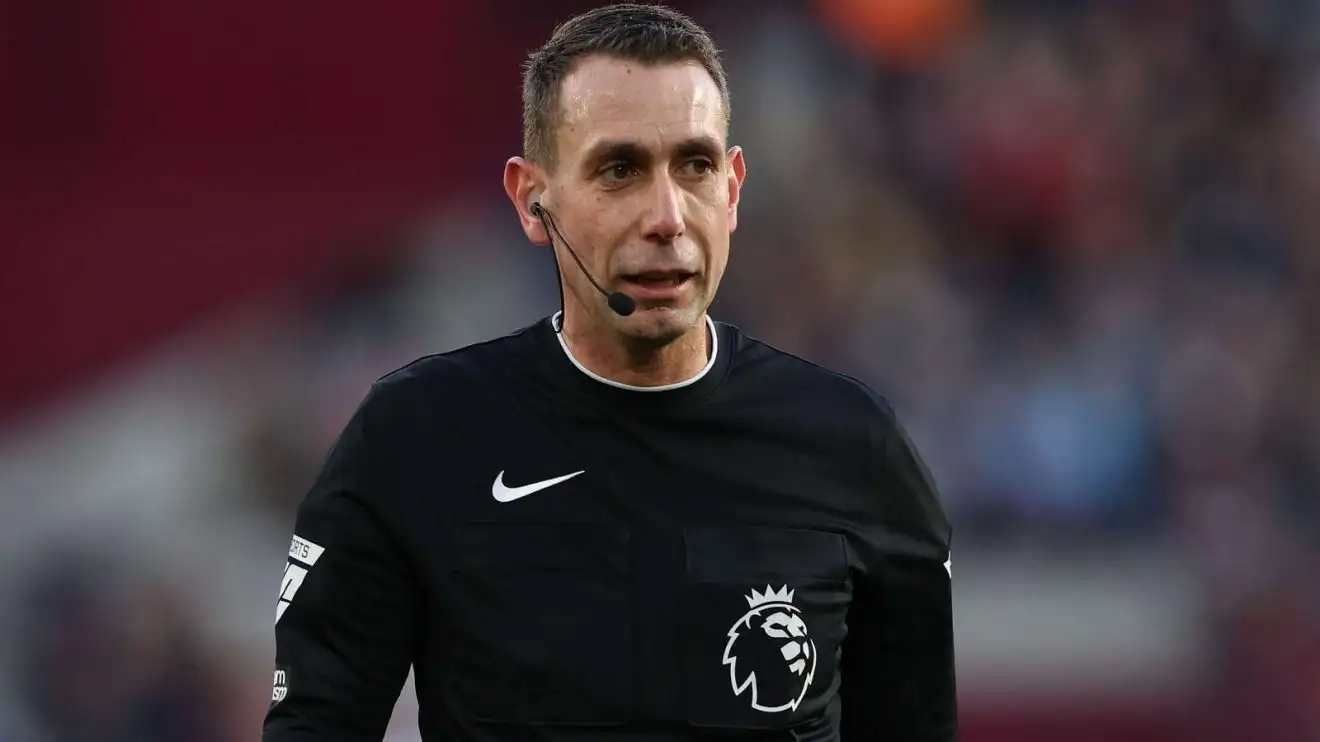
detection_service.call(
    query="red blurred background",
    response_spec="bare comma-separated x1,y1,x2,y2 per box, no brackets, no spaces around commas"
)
2,0,549,421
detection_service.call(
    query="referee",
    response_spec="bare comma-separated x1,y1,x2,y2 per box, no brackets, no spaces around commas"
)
262,4,956,741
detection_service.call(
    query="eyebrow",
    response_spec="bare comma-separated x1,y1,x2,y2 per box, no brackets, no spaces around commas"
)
581,135,724,170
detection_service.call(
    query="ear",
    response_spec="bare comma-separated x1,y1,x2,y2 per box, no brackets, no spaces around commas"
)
725,145,747,234
503,156,550,245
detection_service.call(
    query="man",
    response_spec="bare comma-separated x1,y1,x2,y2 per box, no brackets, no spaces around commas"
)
262,4,956,741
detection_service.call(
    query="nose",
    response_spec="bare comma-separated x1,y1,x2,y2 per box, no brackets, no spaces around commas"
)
641,175,685,243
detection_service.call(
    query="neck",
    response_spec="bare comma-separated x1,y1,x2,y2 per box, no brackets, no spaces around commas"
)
558,307,710,388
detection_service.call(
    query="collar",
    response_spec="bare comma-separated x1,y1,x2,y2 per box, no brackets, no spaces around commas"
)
551,311,719,392
534,312,732,415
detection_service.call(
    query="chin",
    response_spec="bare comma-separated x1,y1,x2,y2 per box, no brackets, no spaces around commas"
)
614,305,702,347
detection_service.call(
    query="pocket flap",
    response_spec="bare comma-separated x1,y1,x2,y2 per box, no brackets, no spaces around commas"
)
685,526,847,582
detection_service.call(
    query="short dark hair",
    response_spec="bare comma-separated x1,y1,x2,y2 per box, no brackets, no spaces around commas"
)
521,3,730,169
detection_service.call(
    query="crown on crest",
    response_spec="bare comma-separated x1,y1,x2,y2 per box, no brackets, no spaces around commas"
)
745,585,795,608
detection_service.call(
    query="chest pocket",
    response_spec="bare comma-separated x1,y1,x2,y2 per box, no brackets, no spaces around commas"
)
447,522,632,725
681,526,850,731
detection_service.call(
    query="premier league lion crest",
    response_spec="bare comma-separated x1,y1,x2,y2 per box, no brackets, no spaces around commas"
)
721,585,816,713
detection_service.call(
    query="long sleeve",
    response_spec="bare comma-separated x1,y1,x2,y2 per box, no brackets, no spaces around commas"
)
840,399,957,741
262,384,419,740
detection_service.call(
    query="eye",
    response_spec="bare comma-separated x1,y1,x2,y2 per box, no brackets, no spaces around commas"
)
682,158,716,177
601,162,640,183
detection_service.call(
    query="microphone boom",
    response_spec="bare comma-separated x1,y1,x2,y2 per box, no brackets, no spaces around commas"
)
532,202,637,317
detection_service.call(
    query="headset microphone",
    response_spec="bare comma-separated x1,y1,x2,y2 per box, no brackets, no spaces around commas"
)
530,202,637,318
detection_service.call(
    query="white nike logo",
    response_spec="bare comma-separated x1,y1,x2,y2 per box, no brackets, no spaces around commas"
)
491,470,585,502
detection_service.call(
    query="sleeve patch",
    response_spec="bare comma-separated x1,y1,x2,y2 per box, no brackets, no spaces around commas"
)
271,666,289,703
276,535,326,624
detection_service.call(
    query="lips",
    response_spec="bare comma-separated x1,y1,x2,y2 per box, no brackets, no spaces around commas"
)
624,271,693,286
619,270,696,300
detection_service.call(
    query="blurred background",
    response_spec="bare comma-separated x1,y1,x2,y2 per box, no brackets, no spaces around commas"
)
2,0,1318,739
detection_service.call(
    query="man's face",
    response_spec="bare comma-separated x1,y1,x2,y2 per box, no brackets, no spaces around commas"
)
535,56,745,345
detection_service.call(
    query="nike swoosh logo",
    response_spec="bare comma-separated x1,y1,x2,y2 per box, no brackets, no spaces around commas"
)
492,470,585,502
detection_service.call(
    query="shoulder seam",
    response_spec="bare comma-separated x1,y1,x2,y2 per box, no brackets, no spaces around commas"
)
373,320,543,385
733,325,894,414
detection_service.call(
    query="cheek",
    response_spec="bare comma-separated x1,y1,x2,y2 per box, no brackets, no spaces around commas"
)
575,200,619,262
705,237,731,281
690,201,731,269
690,191,730,233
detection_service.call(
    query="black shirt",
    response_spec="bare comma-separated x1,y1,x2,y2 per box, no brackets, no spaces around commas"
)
262,315,956,741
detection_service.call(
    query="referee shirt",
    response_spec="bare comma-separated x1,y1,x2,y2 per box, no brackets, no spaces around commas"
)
262,313,956,741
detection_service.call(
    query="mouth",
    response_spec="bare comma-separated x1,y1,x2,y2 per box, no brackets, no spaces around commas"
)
619,271,697,301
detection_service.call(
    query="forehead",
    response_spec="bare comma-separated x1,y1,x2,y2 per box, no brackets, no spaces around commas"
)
555,56,726,161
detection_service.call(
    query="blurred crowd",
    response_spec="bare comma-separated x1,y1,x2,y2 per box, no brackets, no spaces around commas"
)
3,0,1319,739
